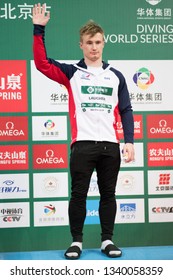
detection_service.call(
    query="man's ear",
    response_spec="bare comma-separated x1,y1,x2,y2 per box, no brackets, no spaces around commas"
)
79,41,83,49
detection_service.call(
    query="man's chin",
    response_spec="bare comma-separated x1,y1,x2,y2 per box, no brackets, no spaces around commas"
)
90,56,98,61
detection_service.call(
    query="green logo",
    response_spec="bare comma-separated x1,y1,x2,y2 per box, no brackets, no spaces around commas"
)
81,103,112,112
81,103,112,109
81,86,113,96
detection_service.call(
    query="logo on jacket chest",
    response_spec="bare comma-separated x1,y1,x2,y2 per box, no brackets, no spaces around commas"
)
81,86,113,96
80,72,91,80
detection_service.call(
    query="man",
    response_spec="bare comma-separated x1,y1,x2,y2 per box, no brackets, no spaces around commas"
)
32,3,135,259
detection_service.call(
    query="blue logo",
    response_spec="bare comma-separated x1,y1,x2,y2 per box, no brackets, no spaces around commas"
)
120,203,136,212
0,180,26,193
85,200,99,224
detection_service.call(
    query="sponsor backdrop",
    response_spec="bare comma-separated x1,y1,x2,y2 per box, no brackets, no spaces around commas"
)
0,0,173,252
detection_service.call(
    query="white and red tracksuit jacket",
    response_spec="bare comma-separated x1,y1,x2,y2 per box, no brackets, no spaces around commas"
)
33,25,134,145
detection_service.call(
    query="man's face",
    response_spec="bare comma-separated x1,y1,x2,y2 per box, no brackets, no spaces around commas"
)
80,32,104,62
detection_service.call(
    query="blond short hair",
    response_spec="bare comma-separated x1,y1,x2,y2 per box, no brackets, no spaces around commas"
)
79,20,104,42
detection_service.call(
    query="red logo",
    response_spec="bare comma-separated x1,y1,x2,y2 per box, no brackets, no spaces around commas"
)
0,145,29,170
147,114,173,139
116,114,143,139
33,144,68,169
0,116,28,141
159,174,170,185
0,60,28,112
148,142,173,166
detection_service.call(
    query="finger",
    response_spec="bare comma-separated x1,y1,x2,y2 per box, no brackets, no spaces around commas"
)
38,3,42,14
128,150,135,162
33,3,41,14
41,3,47,15
124,148,134,162
32,4,37,16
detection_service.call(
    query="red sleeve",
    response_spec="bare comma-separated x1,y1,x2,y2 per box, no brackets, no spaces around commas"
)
33,26,69,87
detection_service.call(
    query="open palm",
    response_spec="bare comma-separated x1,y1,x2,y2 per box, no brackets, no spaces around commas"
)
32,3,50,26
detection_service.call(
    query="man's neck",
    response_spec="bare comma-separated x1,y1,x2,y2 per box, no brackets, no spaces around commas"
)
84,58,102,67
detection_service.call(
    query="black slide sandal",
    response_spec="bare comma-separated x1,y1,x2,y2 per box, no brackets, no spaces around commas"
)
101,244,122,258
64,245,82,260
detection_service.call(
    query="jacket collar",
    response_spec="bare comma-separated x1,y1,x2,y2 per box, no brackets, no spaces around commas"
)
76,58,109,70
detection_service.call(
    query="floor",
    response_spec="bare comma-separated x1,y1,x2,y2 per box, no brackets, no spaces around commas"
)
0,246,173,260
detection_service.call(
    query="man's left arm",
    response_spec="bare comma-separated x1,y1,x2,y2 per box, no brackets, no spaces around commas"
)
118,74,135,163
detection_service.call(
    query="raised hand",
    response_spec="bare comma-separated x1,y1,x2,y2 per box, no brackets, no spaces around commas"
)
32,3,50,26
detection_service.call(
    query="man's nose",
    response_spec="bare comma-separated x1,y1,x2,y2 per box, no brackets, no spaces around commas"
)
92,43,97,49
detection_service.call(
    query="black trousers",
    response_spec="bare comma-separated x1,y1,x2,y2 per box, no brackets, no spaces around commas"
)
69,141,121,242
